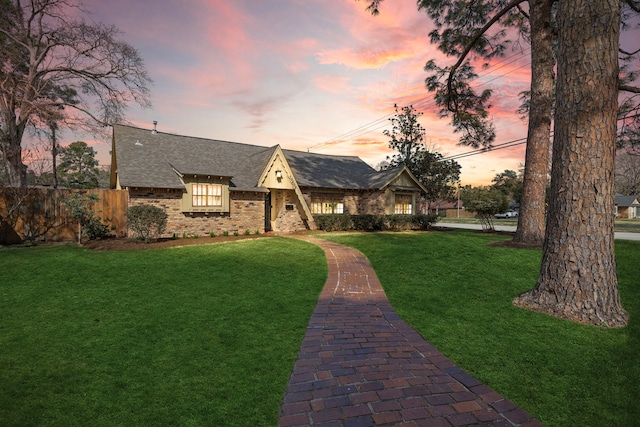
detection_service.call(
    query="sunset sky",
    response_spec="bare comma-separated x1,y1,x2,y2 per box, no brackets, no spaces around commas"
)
57,0,635,185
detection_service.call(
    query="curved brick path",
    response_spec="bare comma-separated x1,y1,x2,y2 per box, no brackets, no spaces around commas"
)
279,237,542,427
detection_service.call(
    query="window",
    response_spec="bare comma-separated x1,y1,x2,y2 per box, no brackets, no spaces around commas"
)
192,183,222,207
310,193,344,214
181,177,229,213
394,194,413,214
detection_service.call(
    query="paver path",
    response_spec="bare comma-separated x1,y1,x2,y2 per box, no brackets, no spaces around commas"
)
279,236,542,427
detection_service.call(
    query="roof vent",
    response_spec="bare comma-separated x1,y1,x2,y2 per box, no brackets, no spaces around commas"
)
135,140,143,146
152,121,158,135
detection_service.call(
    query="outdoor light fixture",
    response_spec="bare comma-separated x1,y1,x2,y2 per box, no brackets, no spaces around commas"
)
275,170,282,179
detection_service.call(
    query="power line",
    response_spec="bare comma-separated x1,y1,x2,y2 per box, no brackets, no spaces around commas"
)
308,48,533,151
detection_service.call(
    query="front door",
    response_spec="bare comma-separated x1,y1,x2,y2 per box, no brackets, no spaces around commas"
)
264,193,272,232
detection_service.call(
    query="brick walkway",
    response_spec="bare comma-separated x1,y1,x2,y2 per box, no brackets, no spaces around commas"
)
279,237,542,427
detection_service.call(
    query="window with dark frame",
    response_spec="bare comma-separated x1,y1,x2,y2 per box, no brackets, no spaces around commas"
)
310,193,344,214
394,194,413,214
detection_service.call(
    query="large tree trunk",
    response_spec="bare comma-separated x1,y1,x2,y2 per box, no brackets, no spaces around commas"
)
513,0,554,246
1,109,28,187
514,0,628,327
0,136,27,188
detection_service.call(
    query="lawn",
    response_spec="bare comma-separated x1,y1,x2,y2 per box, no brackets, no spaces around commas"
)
0,238,327,426
322,231,639,427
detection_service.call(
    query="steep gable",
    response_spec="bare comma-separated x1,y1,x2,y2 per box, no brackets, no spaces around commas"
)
112,124,274,191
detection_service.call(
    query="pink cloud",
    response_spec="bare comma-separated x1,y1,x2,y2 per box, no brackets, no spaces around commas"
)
317,46,416,69
313,75,352,94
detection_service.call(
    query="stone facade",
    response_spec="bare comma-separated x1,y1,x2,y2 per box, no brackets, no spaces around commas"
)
271,189,308,232
301,188,389,216
129,189,266,237
344,189,388,215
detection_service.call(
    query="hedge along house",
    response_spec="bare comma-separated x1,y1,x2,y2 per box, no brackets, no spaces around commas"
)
110,124,426,236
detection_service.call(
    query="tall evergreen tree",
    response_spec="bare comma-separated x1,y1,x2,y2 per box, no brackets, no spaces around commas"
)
364,0,637,325
514,0,628,327
58,141,100,189
364,0,639,245
382,105,461,209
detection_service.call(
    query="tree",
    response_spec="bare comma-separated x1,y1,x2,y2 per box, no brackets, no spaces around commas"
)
616,150,640,195
383,104,426,171
492,169,523,204
382,104,461,208
365,0,555,246
460,185,508,231
514,0,628,327
0,0,152,187
364,0,639,246
57,141,100,188
365,0,635,326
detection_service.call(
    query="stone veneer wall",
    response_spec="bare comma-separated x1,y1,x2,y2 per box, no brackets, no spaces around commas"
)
344,190,388,215
272,189,308,232
129,189,265,237
301,188,388,216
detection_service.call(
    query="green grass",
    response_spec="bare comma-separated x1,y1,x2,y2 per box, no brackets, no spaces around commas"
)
322,231,639,427
0,238,326,426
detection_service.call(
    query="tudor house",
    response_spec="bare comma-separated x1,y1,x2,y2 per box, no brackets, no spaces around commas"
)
110,124,427,236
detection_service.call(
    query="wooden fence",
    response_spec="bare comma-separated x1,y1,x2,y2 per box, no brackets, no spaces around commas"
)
0,188,128,245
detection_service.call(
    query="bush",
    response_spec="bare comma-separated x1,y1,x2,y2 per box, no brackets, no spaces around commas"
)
314,214,439,232
314,215,353,231
126,205,168,242
351,214,385,231
63,191,113,242
411,214,439,230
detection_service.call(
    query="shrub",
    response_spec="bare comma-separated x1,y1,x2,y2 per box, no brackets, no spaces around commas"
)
314,213,439,232
411,214,439,230
244,229,250,235
314,215,354,231
209,231,216,238
126,205,168,242
351,214,385,231
63,191,113,242
386,214,413,231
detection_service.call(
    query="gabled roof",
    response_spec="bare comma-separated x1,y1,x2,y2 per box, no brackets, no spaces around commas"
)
113,124,275,191
615,193,640,207
113,124,426,193
283,150,425,191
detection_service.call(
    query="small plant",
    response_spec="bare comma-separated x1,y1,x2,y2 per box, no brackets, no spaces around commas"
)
254,230,260,235
172,233,178,240
209,231,216,238
244,229,250,235
223,230,229,236
192,233,199,239
126,205,168,242
233,230,239,236
63,191,112,243
183,232,188,239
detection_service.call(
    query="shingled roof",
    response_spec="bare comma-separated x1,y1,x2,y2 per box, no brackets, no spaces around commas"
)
113,124,275,191
112,124,424,193
282,150,408,190
615,193,640,207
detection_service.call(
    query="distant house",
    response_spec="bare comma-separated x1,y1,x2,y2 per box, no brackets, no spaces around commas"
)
110,124,426,236
615,194,639,219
